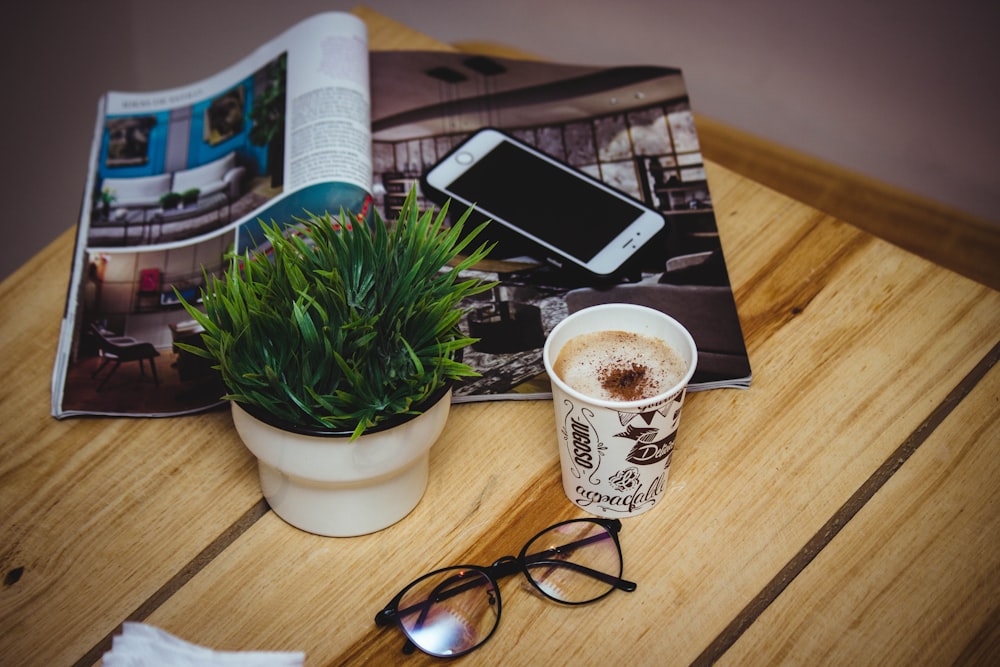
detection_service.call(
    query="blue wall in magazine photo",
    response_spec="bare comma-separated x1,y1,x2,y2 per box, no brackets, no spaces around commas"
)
185,76,266,171
97,110,170,179
95,73,267,183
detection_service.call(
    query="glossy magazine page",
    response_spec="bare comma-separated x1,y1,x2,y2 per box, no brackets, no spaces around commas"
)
51,12,372,418
368,51,751,401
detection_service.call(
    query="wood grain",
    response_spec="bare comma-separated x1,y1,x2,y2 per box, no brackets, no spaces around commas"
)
695,116,1000,292
0,9,997,667
111,164,1000,666
719,359,1000,665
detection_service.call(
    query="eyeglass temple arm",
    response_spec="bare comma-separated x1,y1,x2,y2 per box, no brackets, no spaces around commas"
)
518,529,638,591
523,557,637,592
374,609,418,655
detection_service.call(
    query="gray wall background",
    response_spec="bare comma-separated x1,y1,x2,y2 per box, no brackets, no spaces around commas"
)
2,0,997,282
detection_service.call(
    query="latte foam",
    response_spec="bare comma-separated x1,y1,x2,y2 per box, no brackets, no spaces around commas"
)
553,330,687,402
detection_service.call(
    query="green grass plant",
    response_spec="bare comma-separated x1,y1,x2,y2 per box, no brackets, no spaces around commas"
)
179,187,494,439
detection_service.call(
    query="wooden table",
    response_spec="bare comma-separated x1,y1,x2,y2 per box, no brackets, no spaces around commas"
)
2,9,998,667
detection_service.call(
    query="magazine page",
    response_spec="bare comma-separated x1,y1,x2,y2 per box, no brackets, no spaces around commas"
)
367,51,752,402
51,12,372,419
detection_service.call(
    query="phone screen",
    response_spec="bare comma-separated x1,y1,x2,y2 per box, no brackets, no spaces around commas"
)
442,140,649,263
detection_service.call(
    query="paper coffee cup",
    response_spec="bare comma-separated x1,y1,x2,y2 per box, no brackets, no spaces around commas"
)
543,303,698,518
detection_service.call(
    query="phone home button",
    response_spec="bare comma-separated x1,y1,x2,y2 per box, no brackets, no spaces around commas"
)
455,151,474,165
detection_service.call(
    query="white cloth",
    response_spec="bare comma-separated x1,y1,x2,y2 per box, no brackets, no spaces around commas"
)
102,622,305,666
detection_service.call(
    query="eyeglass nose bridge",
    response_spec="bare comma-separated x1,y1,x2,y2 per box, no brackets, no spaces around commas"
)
487,555,522,580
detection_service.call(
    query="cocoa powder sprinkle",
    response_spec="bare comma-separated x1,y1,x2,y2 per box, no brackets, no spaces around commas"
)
599,362,656,401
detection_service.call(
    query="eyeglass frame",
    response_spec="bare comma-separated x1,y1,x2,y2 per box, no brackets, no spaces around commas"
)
374,517,638,658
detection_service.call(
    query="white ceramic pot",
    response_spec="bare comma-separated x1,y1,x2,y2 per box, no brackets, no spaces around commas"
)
230,387,452,537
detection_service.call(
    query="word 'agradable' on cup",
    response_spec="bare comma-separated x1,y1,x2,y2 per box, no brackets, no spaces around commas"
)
543,304,698,519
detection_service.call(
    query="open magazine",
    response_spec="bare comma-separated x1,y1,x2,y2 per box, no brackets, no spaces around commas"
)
51,11,750,419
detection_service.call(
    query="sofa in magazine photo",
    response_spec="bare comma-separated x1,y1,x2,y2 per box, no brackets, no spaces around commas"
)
91,151,247,246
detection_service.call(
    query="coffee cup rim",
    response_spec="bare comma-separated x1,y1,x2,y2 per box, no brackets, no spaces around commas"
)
543,303,698,409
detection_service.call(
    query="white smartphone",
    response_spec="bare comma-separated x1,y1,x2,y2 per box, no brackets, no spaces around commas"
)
423,128,665,277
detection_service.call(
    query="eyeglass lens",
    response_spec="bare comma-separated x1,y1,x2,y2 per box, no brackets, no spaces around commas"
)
396,568,499,657
386,519,629,657
522,518,624,604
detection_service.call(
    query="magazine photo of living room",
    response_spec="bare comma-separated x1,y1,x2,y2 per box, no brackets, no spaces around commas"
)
87,53,287,248
60,237,231,415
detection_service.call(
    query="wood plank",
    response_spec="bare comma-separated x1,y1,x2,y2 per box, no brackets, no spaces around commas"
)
0,238,265,666
695,116,1000,293
128,165,1000,665
141,400,571,660
719,359,1000,665
355,5,456,52
2,11,996,667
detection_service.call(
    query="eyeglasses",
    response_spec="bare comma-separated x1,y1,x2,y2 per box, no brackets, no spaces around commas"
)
374,517,637,658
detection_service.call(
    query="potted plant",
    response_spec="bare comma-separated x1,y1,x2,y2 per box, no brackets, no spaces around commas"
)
180,187,200,207
178,187,493,536
99,187,116,219
159,191,182,210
